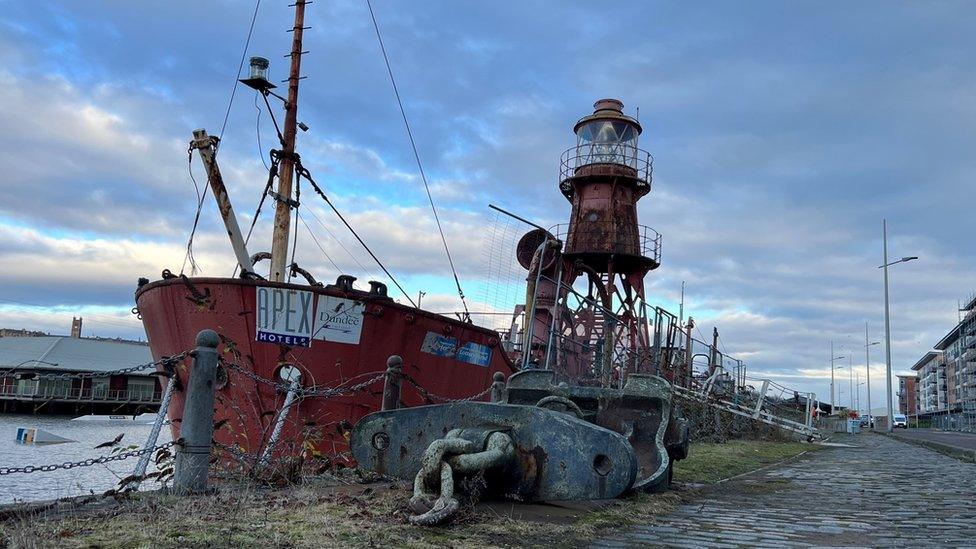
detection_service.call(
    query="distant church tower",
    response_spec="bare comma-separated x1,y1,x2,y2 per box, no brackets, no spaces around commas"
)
70,317,83,338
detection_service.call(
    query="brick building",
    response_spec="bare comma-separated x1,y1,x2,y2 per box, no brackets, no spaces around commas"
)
897,374,918,415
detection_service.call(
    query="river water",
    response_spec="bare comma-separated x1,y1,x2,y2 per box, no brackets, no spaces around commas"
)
0,414,172,504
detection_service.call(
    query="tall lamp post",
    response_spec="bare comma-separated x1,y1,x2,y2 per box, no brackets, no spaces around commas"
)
849,354,855,410
829,340,846,416
863,324,880,429
880,218,918,433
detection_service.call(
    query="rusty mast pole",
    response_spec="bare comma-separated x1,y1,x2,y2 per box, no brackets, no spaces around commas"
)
269,1,308,282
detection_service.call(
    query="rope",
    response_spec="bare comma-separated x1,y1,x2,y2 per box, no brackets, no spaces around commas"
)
364,0,469,318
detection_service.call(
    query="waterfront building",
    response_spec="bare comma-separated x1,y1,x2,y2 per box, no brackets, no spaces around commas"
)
0,335,160,415
912,351,945,414
907,293,976,418
897,374,917,415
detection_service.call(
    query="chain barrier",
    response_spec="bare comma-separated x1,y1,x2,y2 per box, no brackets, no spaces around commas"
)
220,360,386,399
14,352,188,381
0,440,178,476
402,375,492,404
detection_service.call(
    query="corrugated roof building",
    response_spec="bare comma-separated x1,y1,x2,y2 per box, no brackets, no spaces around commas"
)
0,336,161,415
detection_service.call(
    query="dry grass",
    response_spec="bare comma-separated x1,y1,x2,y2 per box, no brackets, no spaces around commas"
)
673,440,816,484
1,440,816,548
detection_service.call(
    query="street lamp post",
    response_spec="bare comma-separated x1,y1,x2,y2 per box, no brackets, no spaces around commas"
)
880,218,918,433
863,324,880,429
829,340,846,416
849,354,854,410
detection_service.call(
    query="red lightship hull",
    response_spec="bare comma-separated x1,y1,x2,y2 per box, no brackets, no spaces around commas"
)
136,276,515,460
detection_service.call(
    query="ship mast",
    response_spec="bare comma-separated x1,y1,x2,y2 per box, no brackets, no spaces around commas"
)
269,0,308,282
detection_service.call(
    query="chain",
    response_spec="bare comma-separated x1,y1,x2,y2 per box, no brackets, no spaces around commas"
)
403,376,492,404
222,360,489,403
0,440,178,476
300,372,386,398
221,360,386,399
22,353,188,381
213,441,260,466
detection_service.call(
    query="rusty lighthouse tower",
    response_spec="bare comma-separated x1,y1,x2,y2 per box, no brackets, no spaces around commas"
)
519,99,662,383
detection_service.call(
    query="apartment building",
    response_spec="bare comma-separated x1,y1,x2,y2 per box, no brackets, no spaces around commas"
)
907,294,976,416
897,374,918,415
912,351,945,414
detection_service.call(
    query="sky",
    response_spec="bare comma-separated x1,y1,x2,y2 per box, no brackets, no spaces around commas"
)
0,1,974,408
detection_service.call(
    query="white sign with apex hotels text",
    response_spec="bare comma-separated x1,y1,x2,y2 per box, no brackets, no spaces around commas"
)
255,287,314,347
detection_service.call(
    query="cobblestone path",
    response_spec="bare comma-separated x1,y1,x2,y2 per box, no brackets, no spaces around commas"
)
598,434,976,548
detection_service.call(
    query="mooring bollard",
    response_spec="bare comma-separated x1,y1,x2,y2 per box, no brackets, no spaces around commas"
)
490,372,506,403
173,329,219,494
382,355,403,411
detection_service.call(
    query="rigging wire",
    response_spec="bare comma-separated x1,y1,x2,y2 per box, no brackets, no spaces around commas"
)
298,214,343,273
183,0,262,276
255,91,270,171
180,150,205,275
287,181,301,283
364,0,469,318
296,163,417,307
219,0,262,142
304,206,376,278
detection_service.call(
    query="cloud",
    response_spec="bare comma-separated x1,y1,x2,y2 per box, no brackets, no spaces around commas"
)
1,1,975,407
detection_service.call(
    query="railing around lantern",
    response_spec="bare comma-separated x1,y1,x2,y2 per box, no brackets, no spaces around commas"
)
549,222,662,265
559,145,653,185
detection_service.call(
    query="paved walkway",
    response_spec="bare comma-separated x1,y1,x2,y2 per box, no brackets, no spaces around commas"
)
892,428,976,452
597,434,976,548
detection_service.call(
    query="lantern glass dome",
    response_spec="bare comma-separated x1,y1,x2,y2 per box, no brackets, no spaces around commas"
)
575,119,640,167
576,119,639,145
249,56,270,81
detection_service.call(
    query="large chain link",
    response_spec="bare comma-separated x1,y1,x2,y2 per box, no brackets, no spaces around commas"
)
23,352,188,381
0,440,178,476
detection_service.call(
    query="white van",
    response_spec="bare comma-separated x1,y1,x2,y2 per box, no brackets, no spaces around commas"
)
893,414,908,428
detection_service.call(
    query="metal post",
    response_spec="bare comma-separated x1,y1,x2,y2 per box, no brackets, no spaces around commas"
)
190,129,255,276
382,355,403,411
521,240,550,369
805,392,814,430
259,368,301,468
173,330,219,494
708,327,719,376
128,374,177,490
830,340,835,416
849,355,854,410
490,372,506,403
269,0,308,282
543,255,564,371
753,380,770,418
883,219,894,433
684,318,694,389
866,322,873,430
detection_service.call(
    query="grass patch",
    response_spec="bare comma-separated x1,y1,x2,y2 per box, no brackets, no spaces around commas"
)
674,440,814,484
2,440,818,547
